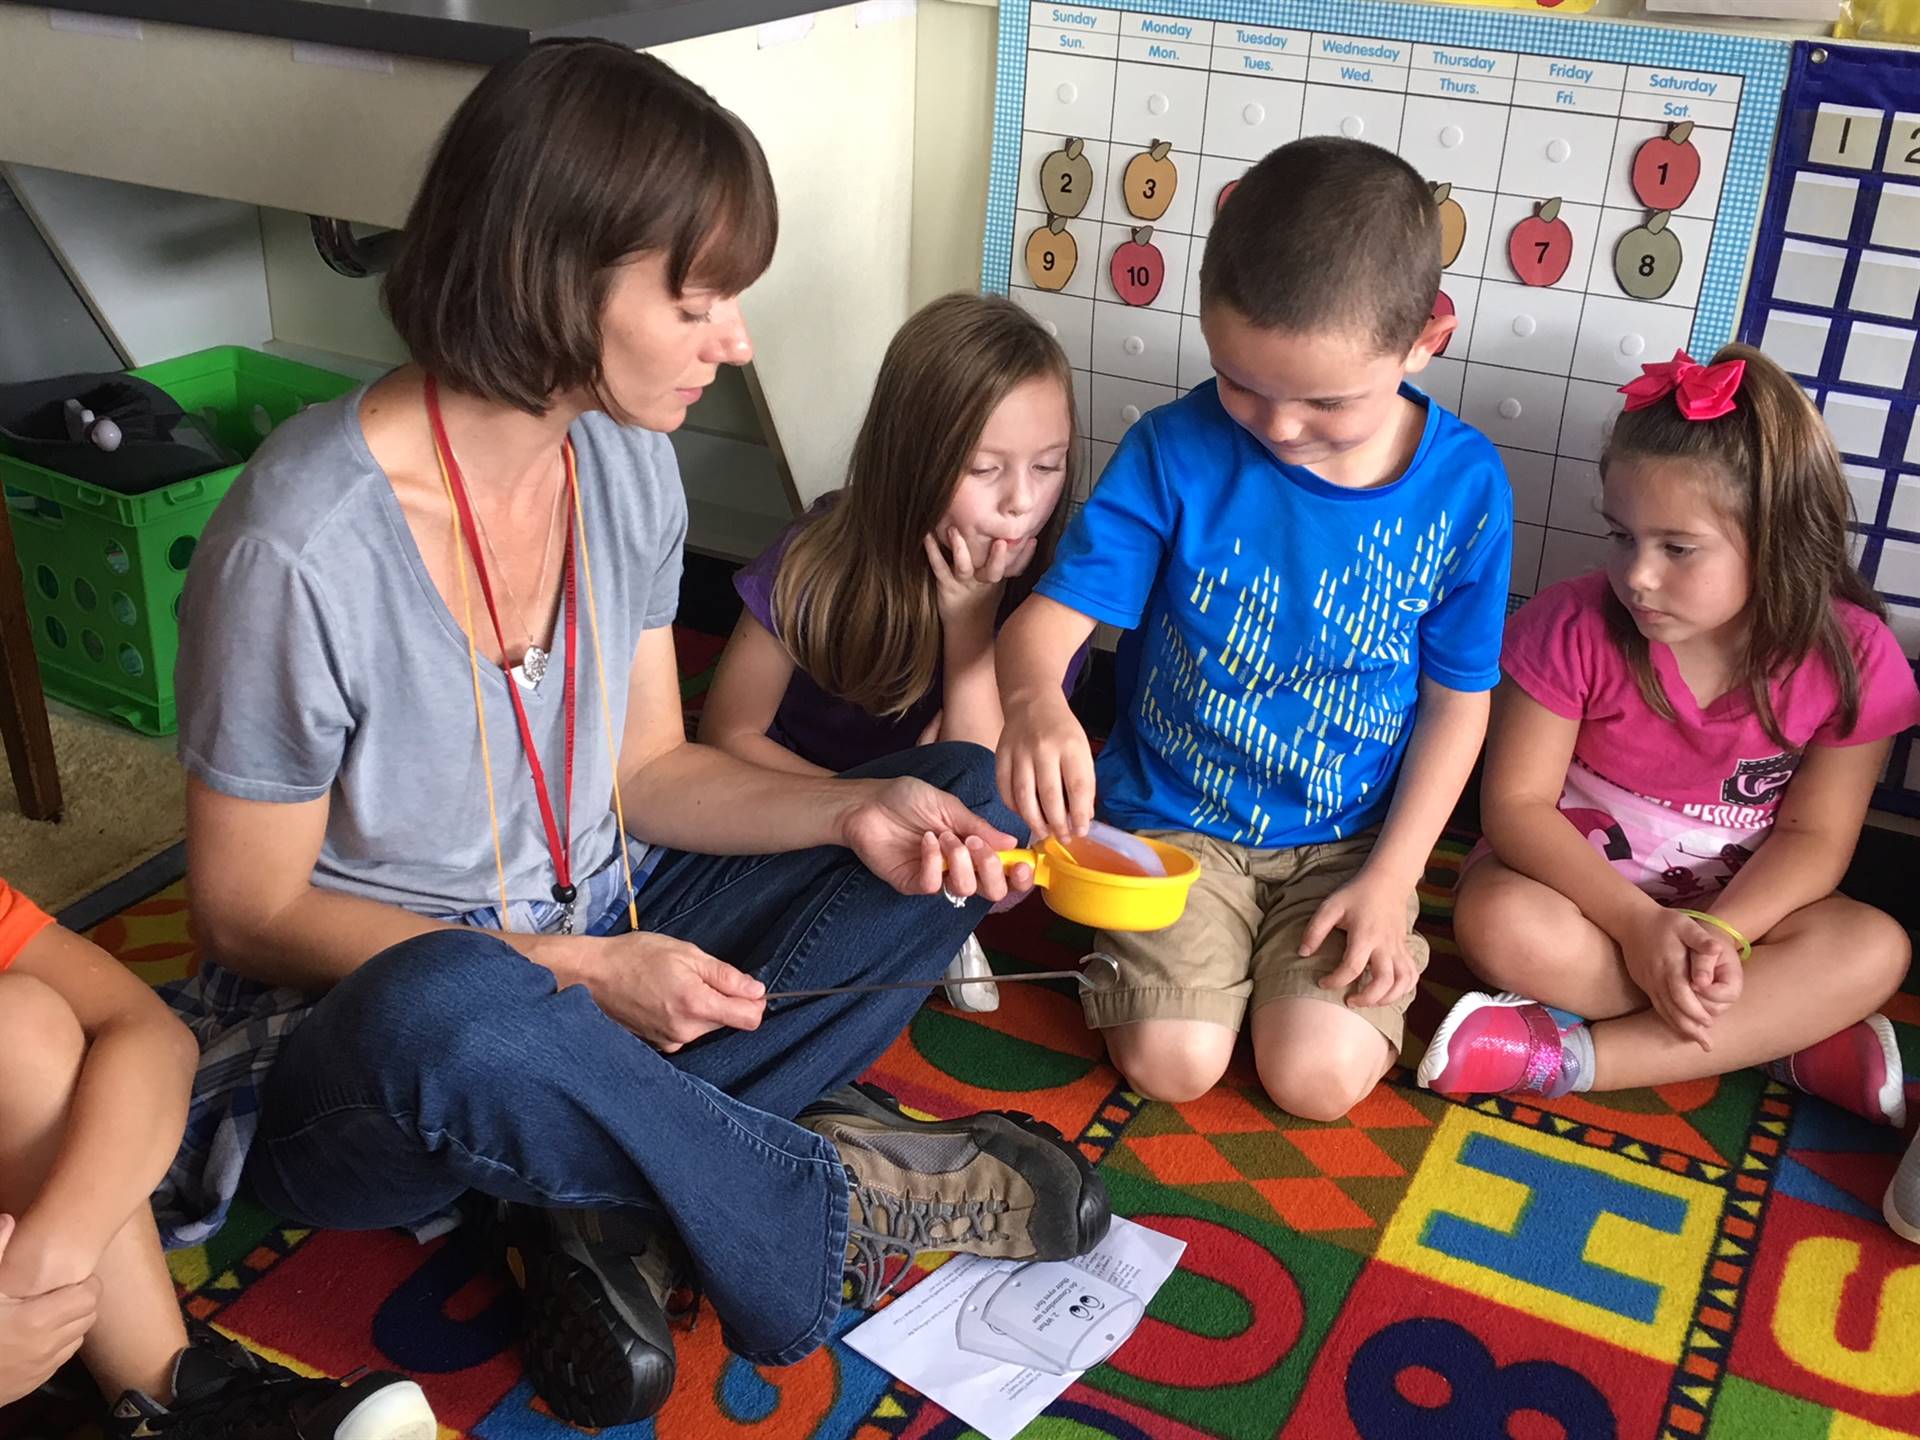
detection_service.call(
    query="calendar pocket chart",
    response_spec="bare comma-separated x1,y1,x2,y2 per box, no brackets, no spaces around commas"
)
985,0,1788,602
1737,42,1920,814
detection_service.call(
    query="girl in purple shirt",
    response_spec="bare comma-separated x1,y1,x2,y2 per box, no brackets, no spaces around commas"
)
702,293,1081,1010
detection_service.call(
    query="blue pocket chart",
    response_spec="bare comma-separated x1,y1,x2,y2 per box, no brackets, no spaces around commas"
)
1738,42,1920,814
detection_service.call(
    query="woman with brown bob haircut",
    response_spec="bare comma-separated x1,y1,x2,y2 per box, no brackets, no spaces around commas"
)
161,38,1108,1428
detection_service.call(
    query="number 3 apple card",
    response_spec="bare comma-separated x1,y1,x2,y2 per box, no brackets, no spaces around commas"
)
984,0,1787,603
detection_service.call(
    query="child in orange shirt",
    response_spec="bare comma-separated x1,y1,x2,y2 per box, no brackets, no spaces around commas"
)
0,879,436,1438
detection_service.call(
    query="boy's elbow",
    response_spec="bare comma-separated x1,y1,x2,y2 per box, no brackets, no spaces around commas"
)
91,983,199,1083
157,1008,201,1082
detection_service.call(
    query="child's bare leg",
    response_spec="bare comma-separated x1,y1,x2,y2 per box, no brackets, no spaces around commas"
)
0,972,186,1403
1589,896,1909,1088
1251,998,1393,1122
1104,1019,1237,1104
1452,858,1644,1018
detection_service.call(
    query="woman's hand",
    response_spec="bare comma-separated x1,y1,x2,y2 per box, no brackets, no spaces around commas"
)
1622,909,1726,1050
0,1215,98,1407
925,528,1036,630
580,933,767,1053
840,777,1032,903
1305,869,1421,1009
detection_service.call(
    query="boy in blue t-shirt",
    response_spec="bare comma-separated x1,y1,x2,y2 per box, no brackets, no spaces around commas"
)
997,137,1513,1121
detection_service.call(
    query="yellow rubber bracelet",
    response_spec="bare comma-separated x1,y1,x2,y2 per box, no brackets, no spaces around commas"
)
1679,909,1753,962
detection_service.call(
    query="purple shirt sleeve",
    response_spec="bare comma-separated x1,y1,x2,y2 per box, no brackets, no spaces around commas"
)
733,524,797,633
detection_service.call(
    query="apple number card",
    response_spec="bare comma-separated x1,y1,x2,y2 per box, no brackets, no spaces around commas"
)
1737,42,1920,814
985,0,1787,602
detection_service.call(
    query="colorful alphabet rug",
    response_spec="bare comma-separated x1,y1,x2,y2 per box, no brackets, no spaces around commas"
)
5,624,1917,1440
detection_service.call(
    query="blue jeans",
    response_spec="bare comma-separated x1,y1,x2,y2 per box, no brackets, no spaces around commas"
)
244,743,1021,1366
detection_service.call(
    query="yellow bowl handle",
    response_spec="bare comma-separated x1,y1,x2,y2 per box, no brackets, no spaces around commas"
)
995,847,1048,885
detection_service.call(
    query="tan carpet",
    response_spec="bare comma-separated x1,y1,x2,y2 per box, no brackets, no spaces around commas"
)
0,704,184,913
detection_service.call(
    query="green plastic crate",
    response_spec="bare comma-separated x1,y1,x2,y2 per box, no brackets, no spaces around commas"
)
1,346,356,735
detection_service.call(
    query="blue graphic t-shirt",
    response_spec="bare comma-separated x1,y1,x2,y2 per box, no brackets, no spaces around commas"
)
1037,381,1512,848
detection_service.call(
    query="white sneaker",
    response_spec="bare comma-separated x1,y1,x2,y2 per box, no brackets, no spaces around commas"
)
942,933,1000,1012
1887,1124,1920,1244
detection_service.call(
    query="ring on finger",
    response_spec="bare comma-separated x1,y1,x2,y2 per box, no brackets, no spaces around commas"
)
939,886,969,908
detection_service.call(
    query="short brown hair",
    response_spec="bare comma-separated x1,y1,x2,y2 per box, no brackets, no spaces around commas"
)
1602,342,1887,746
1200,136,1440,355
383,39,777,415
774,293,1077,716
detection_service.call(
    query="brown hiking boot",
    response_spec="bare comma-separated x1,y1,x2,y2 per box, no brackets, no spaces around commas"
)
797,1080,1111,1306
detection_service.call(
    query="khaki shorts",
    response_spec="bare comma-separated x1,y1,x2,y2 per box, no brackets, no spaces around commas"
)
1082,829,1428,1051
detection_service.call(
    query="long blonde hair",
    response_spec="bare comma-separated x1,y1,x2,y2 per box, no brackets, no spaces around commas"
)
1601,342,1886,747
772,293,1078,716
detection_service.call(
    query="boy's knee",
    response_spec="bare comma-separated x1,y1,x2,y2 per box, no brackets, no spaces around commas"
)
1255,1020,1386,1122
1107,1024,1234,1104
0,973,85,1091
1257,1052,1377,1122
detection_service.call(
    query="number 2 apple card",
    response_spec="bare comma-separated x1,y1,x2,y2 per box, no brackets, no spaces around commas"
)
983,0,1788,602
1737,42,1920,813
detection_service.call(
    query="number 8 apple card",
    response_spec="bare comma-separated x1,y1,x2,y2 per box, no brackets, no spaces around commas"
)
983,0,1788,602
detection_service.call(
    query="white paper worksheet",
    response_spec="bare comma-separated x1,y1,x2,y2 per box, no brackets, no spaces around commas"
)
843,1217,1186,1440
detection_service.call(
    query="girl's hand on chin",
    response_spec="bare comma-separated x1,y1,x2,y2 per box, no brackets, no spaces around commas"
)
925,529,1035,625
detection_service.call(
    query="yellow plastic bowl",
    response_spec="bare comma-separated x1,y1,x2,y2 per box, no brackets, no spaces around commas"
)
995,834,1200,932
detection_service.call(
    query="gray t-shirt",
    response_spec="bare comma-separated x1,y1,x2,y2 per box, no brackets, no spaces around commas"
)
176,385,686,915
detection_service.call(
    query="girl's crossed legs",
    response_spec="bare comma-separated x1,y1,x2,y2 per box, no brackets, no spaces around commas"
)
1442,856,1908,1101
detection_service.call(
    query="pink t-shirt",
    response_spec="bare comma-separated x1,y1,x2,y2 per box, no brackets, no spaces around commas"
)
1504,571,1920,826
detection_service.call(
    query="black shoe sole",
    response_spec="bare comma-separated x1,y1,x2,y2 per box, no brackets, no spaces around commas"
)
518,1247,677,1428
814,1080,1112,1259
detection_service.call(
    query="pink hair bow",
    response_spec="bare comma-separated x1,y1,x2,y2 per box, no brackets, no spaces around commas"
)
1618,349,1745,421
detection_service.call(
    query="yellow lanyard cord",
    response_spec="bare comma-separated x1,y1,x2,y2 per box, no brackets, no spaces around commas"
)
432,438,514,925
565,445,641,935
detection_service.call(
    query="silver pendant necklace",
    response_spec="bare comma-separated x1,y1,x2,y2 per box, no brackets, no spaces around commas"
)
461,452,567,685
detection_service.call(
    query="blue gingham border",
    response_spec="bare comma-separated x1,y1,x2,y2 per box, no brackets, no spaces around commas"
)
983,0,1789,359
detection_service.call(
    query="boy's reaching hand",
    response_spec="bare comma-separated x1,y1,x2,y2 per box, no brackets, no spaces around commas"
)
996,688,1096,841
1304,869,1421,1009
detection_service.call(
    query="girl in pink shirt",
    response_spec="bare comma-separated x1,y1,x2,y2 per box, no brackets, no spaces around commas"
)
1421,344,1919,1132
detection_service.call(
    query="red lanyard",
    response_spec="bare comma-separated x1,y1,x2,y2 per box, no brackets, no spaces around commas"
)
425,375,580,911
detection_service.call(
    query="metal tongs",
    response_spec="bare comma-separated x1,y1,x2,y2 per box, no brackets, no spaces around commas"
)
764,952,1119,1002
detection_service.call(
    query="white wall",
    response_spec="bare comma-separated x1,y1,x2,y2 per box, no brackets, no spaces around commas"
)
0,4,924,505
911,0,1001,307
655,6,921,501
3,163,271,366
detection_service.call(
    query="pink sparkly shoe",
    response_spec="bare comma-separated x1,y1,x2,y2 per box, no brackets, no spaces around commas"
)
1417,992,1584,1099
1764,1015,1906,1128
